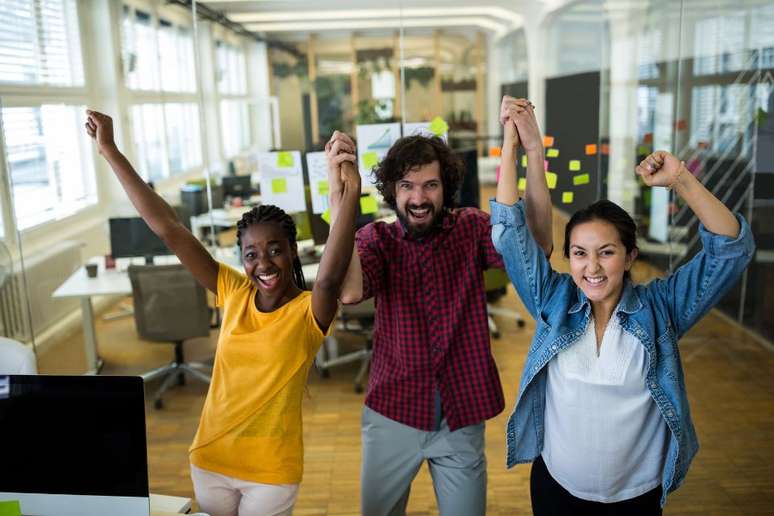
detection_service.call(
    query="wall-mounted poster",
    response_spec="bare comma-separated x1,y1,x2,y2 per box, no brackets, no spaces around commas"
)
356,122,401,184
305,151,330,215
257,150,306,214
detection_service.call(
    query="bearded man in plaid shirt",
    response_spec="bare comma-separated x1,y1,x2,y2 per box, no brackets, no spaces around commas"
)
325,97,552,516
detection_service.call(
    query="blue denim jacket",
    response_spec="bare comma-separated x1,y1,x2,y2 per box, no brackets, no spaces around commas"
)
490,199,755,506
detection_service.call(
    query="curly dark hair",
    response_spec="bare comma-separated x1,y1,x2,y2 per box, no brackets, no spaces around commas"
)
236,204,306,290
371,135,465,209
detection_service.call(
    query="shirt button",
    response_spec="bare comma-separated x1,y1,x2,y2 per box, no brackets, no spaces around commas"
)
650,382,658,390
667,410,674,418
551,344,558,352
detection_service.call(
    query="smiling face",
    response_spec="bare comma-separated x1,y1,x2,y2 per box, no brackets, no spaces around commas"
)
240,222,298,308
568,219,637,310
394,160,444,237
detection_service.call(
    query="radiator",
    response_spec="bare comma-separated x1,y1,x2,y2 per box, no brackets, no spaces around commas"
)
0,241,82,342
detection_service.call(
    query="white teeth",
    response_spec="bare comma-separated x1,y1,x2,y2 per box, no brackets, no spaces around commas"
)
258,273,278,281
585,276,605,285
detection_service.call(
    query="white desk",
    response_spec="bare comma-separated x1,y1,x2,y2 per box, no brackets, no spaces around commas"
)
53,250,240,375
150,493,192,515
190,206,252,242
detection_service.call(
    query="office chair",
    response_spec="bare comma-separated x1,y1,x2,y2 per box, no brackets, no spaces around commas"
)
315,298,375,393
128,264,212,409
485,268,525,339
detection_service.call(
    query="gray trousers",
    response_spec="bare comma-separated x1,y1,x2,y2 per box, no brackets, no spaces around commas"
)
360,406,487,516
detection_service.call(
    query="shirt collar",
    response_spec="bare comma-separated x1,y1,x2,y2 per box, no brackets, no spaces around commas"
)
568,279,643,315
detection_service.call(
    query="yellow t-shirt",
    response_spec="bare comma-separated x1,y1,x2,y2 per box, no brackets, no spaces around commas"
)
189,263,326,484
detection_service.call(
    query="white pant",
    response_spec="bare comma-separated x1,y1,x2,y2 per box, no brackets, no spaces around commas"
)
190,463,299,516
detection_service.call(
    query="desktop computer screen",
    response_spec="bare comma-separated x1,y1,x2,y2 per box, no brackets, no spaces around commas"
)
0,375,150,516
222,175,253,199
109,217,169,263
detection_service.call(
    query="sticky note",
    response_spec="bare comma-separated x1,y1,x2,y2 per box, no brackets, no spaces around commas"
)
317,180,329,196
637,145,650,156
544,160,549,171
429,116,449,136
569,160,581,171
543,136,554,147
585,144,597,155
0,501,21,516
600,143,610,155
573,173,590,185
276,151,294,168
271,177,287,194
363,151,379,171
489,146,501,157
546,148,559,158
321,208,331,224
521,155,528,167
545,172,557,189
495,165,501,183
518,177,527,191
360,195,378,215
562,192,574,204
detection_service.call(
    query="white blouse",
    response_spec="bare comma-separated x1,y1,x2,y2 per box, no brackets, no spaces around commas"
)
542,311,669,503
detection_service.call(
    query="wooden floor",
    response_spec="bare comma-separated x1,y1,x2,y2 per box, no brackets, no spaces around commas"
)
37,204,774,515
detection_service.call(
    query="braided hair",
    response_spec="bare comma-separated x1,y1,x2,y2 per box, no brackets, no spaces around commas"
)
236,204,307,290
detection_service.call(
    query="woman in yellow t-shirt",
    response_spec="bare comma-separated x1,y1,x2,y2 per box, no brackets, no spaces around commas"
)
86,112,361,515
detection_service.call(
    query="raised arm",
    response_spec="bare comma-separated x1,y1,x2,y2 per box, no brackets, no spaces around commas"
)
85,110,218,293
326,131,365,304
496,96,553,256
636,151,740,238
311,135,361,329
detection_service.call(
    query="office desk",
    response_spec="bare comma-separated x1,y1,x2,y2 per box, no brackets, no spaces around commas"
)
53,251,240,375
150,493,192,515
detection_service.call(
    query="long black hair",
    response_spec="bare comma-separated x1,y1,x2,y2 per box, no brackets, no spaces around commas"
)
564,200,638,280
236,204,307,290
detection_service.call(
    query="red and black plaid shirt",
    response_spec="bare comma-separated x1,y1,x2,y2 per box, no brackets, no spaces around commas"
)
355,207,505,431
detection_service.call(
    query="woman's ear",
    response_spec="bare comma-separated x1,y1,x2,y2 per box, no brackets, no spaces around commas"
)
625,247,639,270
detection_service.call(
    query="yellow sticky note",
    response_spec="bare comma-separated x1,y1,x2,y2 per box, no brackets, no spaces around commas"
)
562,191,574,204
569,160,581,171
317,180,329,196
360,195,378,215
546,148,559,158
276,151,294,168
271,177,287,194
0,501,21,516
521,155,528,167
518,177,527,191
543,136,555,147
321,208,331,224
429,116,449,136
363,151,379,171
637,145,650,155
585,144,597,155
573,173,590,185
545,172,557,189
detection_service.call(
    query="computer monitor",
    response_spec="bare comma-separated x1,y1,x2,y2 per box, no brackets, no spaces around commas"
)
222,175,253,199
109,217,169,264
0,375,150,516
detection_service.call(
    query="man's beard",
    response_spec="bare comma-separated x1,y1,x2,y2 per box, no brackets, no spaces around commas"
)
397,202,443,237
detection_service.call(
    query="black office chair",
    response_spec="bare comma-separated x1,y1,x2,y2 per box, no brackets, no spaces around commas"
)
128,264,212,409
315,298,375,393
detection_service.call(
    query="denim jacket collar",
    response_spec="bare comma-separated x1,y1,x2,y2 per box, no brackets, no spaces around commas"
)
567,280,643,316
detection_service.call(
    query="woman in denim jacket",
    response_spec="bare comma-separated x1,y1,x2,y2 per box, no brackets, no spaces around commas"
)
490,107,755,514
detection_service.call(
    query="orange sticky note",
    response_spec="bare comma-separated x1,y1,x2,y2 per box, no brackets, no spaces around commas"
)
543,136,555,147
600,143,610,155
585,144,597,155
490,146,501,157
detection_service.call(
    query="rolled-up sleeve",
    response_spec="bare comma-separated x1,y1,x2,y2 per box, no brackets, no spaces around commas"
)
355,224,384,300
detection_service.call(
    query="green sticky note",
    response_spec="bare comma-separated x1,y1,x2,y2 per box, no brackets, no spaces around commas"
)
521,155,528,167
429,116,449,136
360,195,378,214
562,191,574,204
546,148,559,158
271,177,287,194
573,173,590,185
637,145,650,156
276,151,294,168
317,180,329,196
362,151,379,171
0,501,21,516
569,160,581,171
545,172,558,189
517,177,527,191
321,208,331,224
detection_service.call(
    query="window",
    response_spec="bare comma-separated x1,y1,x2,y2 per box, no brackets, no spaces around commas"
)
216,40,250,158
0,0,96,230
121,4,201,180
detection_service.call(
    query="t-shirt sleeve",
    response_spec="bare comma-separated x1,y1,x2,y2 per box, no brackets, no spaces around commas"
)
303,293,331,354
216,262,250,307
355,224,384,300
